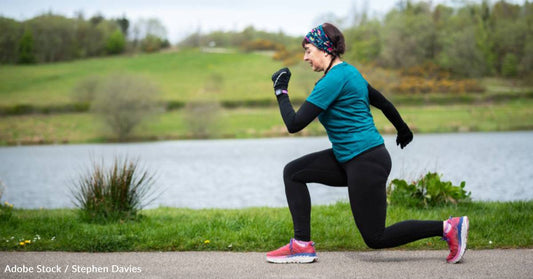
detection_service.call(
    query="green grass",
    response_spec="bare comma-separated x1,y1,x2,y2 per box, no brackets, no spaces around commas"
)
5,49,531,109
380,99,533,133
0,201,531,252
0,49,303,106
2,100,532,145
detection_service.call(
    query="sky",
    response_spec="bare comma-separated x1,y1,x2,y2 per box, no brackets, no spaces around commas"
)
1,0,528,43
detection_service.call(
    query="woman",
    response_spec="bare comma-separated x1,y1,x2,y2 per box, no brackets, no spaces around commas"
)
266,23,468,264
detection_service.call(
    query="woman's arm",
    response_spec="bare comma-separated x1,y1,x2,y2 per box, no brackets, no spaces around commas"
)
368,84,407,131
271,67,322,134
277,94,323,134
368,84,413,148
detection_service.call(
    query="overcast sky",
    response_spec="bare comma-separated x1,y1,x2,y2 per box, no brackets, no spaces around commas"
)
1,0,527,43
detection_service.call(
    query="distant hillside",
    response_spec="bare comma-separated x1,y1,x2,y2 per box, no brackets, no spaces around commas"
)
0,49,322,107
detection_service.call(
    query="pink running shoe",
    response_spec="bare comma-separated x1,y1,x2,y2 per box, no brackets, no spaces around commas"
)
266,238,318,263
443,216,469,263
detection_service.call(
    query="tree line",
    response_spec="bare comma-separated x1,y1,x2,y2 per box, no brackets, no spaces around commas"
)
343,0,532,78
1,1,531,78
180,0,532,78
0,12,170,64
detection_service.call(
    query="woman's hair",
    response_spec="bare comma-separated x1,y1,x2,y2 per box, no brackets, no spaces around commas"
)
301,22,346,57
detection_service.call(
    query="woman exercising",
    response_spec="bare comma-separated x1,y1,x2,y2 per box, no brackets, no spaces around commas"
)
266,23,468,264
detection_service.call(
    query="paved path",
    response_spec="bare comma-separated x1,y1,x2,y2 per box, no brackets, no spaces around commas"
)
1,249,532,278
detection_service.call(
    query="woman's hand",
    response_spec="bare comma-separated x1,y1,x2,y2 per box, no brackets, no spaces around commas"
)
271,68,291,96
396,127,413,149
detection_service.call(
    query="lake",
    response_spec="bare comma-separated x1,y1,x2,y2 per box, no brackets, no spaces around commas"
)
0,131,532,209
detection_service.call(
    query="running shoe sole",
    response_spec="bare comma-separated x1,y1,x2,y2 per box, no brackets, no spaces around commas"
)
448,216,469,264
266,254,318,264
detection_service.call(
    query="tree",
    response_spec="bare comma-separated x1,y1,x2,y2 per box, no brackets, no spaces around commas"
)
380,2,436,69
90,74,161,141
490,1,527,75
25,14,76,62
141,35,163,52
344,20,381,63
17,29,35,64
105,30,126,54
520,37,533,75
115,16,129,37
144,18,167,39
133,18,169,51
0,17,22,64
521,2,533,75
437,26,487,77
474,2,497,76
90,14,104,26
435,4,492,77
502,53,519,77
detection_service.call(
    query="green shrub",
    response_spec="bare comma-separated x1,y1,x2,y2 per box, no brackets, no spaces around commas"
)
71,157,157,223
387,172,471,208
165,100,185,111
6,104,34,115
105,30,126,55
141,35,163,53
90,74,162,141
72,75,102,104
183,100,221,138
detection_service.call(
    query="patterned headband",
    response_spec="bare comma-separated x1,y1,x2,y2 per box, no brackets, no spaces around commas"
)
305,25,334,55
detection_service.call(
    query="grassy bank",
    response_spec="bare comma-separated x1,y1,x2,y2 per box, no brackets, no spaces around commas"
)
1,99,532,145
0,201,531,252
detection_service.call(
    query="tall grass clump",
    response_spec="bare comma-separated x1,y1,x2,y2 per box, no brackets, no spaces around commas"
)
387,172,471,208
71,157,157,223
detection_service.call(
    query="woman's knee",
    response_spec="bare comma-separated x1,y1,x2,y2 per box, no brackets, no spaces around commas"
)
361,234,387,249
283,160,300,180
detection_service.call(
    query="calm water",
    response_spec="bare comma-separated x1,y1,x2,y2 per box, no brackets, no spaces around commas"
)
0,131,532,209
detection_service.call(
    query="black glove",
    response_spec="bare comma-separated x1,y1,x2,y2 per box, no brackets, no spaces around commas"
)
271,68,291,96
396,126,413,149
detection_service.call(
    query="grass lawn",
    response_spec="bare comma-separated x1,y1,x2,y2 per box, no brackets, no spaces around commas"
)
0,201,531,252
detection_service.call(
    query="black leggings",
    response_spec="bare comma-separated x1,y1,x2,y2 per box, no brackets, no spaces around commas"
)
283,145,443,248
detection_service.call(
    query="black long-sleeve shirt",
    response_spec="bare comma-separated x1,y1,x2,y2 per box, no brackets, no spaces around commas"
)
277,84,408,134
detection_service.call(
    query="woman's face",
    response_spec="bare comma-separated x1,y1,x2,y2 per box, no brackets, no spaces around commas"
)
303,43,327,72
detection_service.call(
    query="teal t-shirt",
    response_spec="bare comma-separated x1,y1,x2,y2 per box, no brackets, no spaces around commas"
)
306,62,384,163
